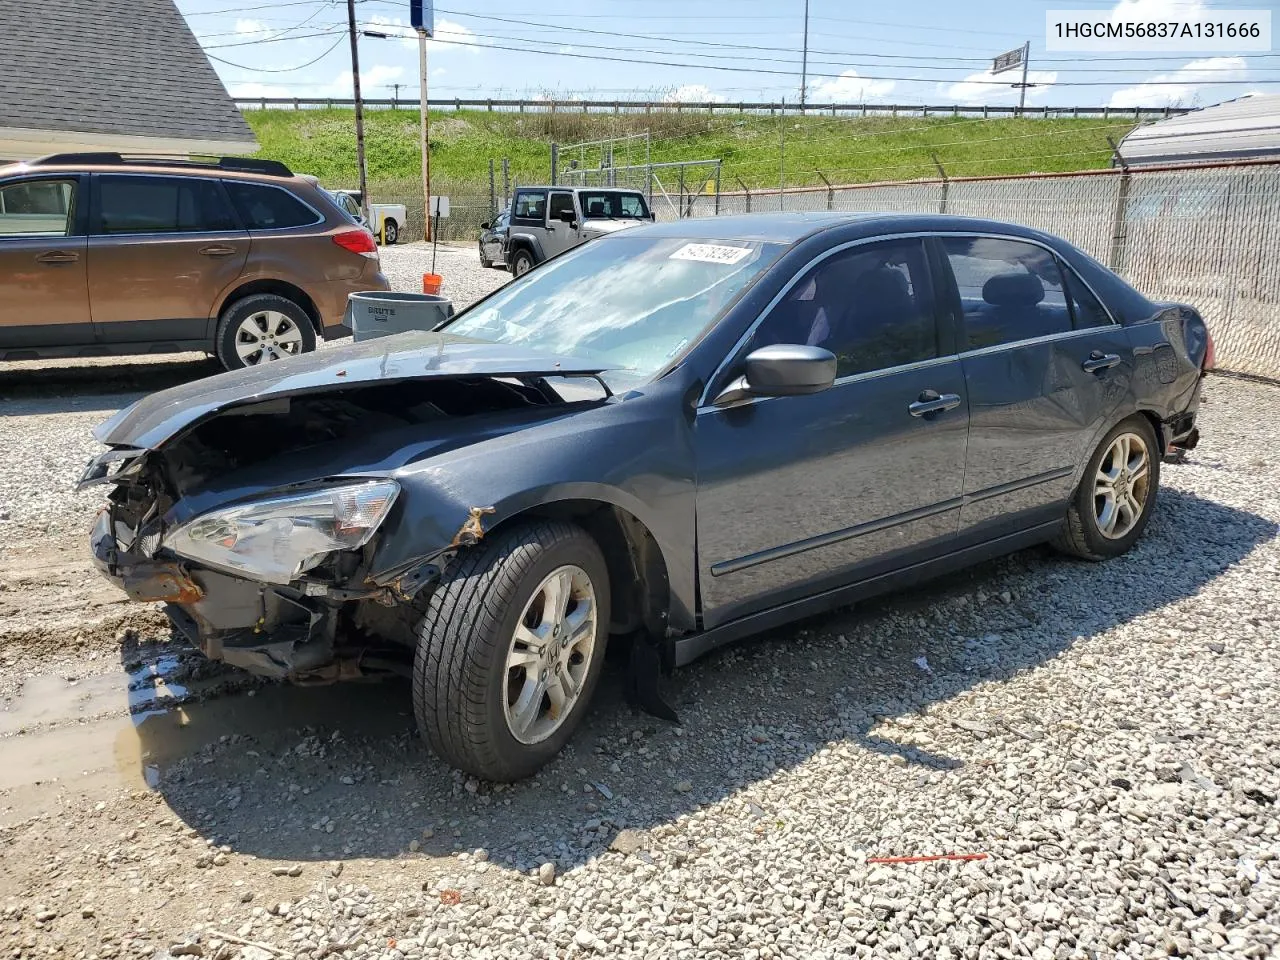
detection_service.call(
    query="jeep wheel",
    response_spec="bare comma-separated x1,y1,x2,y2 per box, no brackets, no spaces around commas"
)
1054,415,1161,561
413,520,610,782
383,219,399,245
511,249,535,277
215,294,317,371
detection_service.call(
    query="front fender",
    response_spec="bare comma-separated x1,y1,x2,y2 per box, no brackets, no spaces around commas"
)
366,385,698,630
506,231,546,263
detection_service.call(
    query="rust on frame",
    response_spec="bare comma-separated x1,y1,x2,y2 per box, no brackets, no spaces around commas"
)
449,506,496,548
121,566,203,604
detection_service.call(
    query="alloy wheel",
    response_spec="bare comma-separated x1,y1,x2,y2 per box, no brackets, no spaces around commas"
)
503,564,598,745
235,311,305,365
1093,431,1151,539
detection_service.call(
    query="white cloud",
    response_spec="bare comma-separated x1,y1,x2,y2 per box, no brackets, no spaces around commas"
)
809,70,895,103
942,68,1058,104
325,64,407,98
365,15,484,53
234,18,267,35
1108,56,1247,107
663,84,727,104
227,80,295,98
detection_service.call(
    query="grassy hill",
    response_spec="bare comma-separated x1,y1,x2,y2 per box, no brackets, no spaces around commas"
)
248,108,1136,190
246,108,1137,237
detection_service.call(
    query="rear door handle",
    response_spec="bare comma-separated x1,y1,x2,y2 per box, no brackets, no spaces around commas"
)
198,244,238,257
36,251,79,264
908,390,963,418
1082,351,1122,373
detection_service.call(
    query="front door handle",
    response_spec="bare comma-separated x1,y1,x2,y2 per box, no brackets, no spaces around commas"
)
198,244,238,257
36,250,79,264
1082,351,1122,373
908,390,963,418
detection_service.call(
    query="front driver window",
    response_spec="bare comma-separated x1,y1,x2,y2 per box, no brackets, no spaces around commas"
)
549,193,575,222
749,238,938,378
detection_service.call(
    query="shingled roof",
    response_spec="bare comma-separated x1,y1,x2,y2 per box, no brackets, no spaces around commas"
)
0,0,256,157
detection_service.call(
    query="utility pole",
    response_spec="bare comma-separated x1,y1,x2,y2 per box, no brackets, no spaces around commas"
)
1017,40,1030,116
388,82,405,102
778,97,786,210
345,0,370,226
799,0,809,109
419,30,432,240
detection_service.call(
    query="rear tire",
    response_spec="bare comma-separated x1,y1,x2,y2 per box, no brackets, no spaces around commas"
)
214,293,316,371
511,249,534,277
1054,415,1160,561
382,219,399,245
413,520,610,782
479,242,492,269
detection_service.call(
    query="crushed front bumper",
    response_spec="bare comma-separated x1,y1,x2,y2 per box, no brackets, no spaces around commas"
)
91,509,339,679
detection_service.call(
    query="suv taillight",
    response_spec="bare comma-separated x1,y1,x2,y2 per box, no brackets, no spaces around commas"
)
333,228,378,259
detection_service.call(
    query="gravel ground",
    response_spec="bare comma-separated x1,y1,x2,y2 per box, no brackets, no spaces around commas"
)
1,259,1279,958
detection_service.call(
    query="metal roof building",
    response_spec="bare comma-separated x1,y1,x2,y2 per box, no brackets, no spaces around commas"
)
1115,95,1280,167
0,0,257,161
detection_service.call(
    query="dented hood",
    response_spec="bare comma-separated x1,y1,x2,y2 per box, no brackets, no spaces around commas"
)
94,331,608,450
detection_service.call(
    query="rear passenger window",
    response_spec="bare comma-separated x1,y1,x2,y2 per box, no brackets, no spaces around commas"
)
0,180,75,236
751,238,938,378
514,190,546,221
941,237,1072,349
223,181,320,230
98,176,238,234
1063,270,1114,328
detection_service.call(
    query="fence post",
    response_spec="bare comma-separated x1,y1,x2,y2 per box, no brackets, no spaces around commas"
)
931,153,948,215
502,158,510,207
736,176,751,213
816,170,834,211
678,164,686,218
1105,137,1131,274
488,159,496,219
550,142,559,186
714,160,722,216
260,97,267,111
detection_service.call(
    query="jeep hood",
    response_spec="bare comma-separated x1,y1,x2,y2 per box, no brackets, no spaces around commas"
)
582,219,645,238
93,331,608,450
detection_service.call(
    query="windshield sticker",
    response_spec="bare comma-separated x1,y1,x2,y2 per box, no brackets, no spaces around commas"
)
669,243,753,265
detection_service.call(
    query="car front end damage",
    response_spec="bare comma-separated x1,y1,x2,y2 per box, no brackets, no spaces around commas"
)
79,332,613,683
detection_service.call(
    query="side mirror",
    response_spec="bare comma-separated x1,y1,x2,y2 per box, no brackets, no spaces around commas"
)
555,209,576,224
480,221,490,230
713,344,837,407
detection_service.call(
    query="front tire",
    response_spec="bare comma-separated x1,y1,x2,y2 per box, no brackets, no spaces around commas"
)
510,249,534,277
382,219,399,245
214,294,316,371
413,520,611,782
1055,415,1160,560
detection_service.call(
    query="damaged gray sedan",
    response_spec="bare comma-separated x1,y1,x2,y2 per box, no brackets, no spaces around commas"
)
82,213,1209,781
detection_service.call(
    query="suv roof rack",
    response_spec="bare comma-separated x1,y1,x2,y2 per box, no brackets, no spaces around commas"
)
28,153,293,177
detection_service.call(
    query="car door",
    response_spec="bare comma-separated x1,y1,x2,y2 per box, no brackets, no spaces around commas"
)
694,237,968,629
86,173,249,344
0,174,92,351
938,234,1135,543
546,191,578,257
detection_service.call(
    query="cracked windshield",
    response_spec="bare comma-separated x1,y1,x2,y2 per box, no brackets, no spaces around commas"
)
445,237,782,388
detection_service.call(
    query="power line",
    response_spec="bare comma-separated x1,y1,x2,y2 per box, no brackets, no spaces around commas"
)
206,32,346,70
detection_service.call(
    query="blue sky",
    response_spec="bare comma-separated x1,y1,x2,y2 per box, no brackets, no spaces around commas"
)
180,0,1278,108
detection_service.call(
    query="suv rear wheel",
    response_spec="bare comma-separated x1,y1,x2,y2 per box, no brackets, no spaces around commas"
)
215,293,317,371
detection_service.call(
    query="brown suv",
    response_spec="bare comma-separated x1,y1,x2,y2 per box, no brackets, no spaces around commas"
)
0,153,390,370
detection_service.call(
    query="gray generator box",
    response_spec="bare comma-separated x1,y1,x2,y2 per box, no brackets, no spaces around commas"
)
347,291,455,341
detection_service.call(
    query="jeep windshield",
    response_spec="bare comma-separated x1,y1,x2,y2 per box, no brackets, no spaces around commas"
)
444,235,783,390
578,191,651,220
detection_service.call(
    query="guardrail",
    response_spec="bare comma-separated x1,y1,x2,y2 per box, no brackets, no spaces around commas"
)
235,97,1191,120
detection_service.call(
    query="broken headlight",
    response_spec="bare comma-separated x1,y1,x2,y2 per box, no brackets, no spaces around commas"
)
164,480,400,584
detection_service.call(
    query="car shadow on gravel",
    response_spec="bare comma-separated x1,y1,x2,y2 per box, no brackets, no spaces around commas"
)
0,356,221,412
134,484,1277,873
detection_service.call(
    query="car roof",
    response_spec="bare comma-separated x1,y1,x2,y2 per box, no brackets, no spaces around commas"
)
605,211,1059,245
0,159,297,184
517,185,645,194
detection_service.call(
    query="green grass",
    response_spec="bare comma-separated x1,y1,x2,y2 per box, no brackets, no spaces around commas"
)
246,107,1137,195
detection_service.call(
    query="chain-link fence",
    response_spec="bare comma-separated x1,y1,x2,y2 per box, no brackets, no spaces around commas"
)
561,159,722,220
688,159,1280,381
